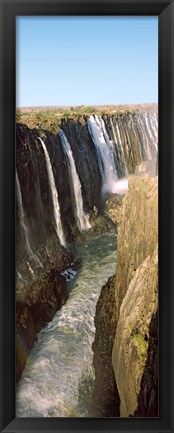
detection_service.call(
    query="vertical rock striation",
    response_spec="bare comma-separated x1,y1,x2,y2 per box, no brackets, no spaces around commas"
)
92,176,158,417
16,109,158,387
112,248,158,417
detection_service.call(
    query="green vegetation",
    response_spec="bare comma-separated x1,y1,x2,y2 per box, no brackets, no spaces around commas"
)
133,331,148,358
128,322,149,360
68,408,81,417
16,103,158,134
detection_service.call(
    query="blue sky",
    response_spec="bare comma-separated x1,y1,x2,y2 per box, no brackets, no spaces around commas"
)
16,16,158,107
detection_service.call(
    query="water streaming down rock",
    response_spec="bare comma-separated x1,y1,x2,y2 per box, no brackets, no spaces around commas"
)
153,112,158,137
16,112,158,261
101,113,158,173
16,110,158,415
16,171,42,270
16,230,117,417
140,115,153,160
38,137,66,247
145,112,158,151
59,129,91,231
132,113,158,161
134,112,158,158
110,118,128,176
87,115,119,195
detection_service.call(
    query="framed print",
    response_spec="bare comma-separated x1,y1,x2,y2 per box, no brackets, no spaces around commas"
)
0,0,174,432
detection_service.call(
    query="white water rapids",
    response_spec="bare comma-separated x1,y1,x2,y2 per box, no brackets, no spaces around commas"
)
16,230,117,417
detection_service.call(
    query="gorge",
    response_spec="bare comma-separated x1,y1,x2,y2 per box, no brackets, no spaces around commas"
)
16,104,158,417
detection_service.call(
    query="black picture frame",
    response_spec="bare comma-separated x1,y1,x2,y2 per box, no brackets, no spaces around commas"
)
0,0,173,432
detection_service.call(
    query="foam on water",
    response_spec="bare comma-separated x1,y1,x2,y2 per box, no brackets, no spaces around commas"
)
16,230,117,418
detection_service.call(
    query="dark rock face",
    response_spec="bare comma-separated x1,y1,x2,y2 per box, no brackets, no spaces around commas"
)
92,275,120,417
16,272,67,382
16,120,108,381
132,311,158,417
16,248,76,382
16,123,79,254
60,119,103,213
16,111,158,385
16,111,158,272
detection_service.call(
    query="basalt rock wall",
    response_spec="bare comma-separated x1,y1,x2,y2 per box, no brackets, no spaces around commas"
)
16,110,158,275
92,176,158,416
16,110,158,383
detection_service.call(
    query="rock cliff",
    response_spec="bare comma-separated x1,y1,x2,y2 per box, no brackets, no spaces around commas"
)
92,175,158,416
92,275,120,417
16,109,158,385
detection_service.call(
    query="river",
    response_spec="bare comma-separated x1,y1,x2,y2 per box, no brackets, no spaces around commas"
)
16,229,117,417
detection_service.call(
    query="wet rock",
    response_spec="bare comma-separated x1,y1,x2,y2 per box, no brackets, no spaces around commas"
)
105,193,124,224
60,119,103,213
16,113,158,398
132,310,158,417
16,268,69,382
88,208,115,235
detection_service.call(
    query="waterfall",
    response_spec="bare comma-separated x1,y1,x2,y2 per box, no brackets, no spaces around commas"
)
153,113,158,137
110,118,128,176
145,113,158,151
138,115,153,160
87,115,119,195
59,129,90,231
38,137,66,247
138,112,158,161
16,171,42,268
109,113,158,167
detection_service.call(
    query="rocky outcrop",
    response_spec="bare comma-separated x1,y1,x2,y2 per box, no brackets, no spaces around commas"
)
92,276,120,417
92,176,158,417
112,176,158,324
16,111,158,389
112,248,158,417
132,309,158,417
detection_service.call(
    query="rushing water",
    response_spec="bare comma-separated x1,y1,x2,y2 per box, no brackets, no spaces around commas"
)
110,118,128,176
87,115,118,194
16,171,42,270
38,137,66,247
16,229,117,418
59,129,91,231
16,171,33,258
